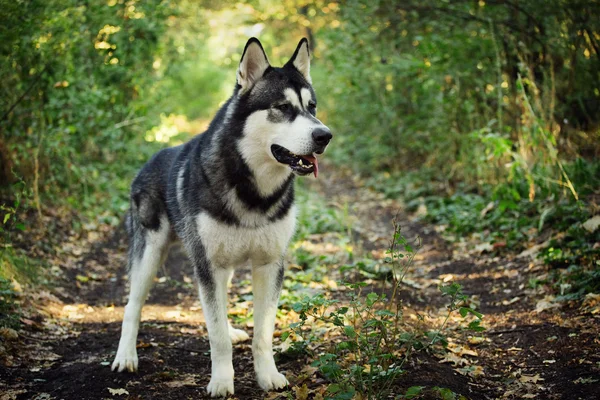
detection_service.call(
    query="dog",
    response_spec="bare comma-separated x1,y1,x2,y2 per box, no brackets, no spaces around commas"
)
111,37,332,397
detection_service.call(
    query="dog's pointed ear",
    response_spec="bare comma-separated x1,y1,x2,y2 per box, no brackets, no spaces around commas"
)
237,38,270,93
286,38,311,83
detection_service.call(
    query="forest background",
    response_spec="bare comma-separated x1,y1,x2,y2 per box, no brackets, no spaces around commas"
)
2,0,598,295
1,1,599,398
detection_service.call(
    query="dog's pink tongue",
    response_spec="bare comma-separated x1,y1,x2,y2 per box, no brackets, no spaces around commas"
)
303,155,319,178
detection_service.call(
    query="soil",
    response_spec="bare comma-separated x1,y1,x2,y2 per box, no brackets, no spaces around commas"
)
1,166,599,400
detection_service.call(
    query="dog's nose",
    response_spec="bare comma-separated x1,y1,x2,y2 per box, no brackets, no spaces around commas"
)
312,128,332,146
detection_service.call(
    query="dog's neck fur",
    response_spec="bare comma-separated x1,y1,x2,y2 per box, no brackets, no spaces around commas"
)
191,93,295,227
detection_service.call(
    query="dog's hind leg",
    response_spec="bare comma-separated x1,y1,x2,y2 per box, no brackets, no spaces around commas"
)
112,212,170,373
252,261,289,391
196,265,236,397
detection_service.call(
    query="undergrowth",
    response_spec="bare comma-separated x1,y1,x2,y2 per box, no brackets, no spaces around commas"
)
0,278,21,330
367,157,600,301
280,219,484,399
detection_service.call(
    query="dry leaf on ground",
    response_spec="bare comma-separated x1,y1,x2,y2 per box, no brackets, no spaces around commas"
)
107,388,129,396
535,296,560,313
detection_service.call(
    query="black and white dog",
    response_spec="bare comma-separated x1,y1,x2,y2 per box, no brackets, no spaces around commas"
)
111,38,332,397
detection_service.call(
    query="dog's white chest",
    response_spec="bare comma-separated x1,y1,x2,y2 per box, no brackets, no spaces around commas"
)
196,209,296,268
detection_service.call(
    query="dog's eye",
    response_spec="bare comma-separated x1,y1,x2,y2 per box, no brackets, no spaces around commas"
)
308,102,317,114
275,103,291,112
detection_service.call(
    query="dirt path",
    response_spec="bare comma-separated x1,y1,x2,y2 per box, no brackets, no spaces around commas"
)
1,168,599,400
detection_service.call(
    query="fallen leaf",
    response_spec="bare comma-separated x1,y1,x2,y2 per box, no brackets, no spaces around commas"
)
480,202,495,217
107,388,129,396
164,375,197,387
457,364,485,377
20,318,37,326
542,359,556,364
293,384,309,400
580,293,600,314
582,215,600,233
517,239,551,259
519,374,544,383
294,364,318,384
474,242,493,253
447,343,478,357
136,341,158,349
535,296,559,313
573,377,599,384
10,279,23,293
1,389,27,400
502,296,521,305
440,352,469,366
468,336,486,345
265,391,290,400
31,394,52,400
0,328,19,341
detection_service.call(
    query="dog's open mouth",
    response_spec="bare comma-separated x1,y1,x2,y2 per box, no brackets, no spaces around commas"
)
271,144,319,178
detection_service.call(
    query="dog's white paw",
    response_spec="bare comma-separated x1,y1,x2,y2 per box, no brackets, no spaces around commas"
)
111,346,138,372
207,377,234,397
228,326,250,344
256,368,289,391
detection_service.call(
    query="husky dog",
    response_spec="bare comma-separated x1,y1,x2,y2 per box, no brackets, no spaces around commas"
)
111,38,332,397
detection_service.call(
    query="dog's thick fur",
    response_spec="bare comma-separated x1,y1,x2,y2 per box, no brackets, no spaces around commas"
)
111,38,332,397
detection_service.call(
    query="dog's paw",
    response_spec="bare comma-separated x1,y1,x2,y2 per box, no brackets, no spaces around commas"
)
228,326,250,344
256,369,289,391
207,378,234,397
111,346,138,372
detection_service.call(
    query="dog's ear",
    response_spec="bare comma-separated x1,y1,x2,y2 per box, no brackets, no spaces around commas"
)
237,38,270,93
286,38,311,83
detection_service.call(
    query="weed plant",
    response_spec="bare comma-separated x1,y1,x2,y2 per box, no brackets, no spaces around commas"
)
281,221,484,399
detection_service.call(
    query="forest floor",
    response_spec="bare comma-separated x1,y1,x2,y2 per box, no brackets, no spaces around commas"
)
1,166,599,400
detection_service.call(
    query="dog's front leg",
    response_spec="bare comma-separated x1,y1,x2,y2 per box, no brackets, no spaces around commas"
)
252,261,289,391
197,266,235,397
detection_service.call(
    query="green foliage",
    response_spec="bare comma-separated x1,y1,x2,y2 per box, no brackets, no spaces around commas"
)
0,278,21,329
431,387,468,400
0,0,180,233
318,0,599,182
315,1,599,303
1,0,172,175
285,289,405,399
368,157,599,257
401,386,425,399
280,224,483,399
368,159,599,301
552,264,600,302
295,183,348,240
0,181,28,237
283,280,483,399
541,218,600,300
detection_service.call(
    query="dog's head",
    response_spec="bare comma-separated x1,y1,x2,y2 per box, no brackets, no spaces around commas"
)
235,38,332,178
